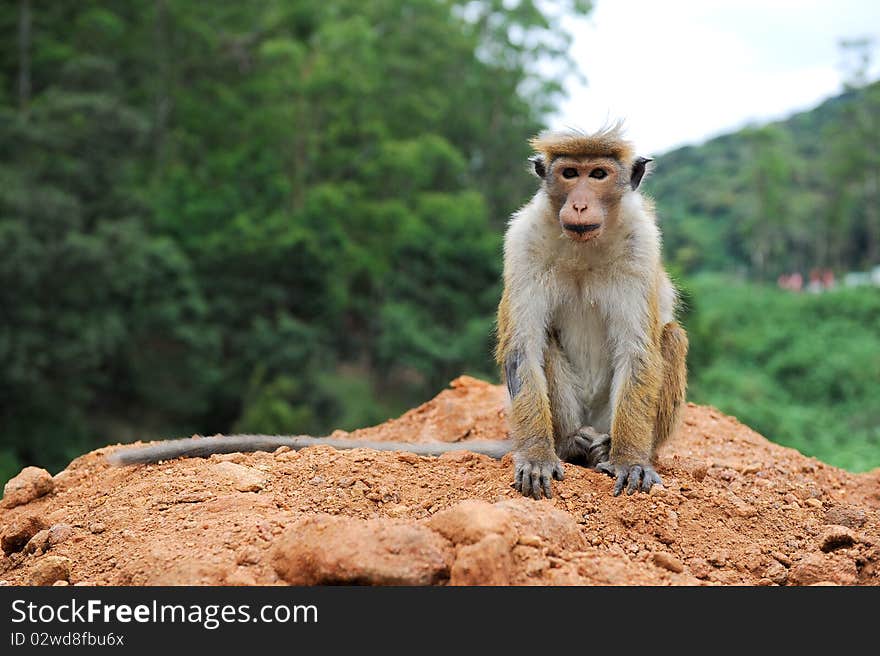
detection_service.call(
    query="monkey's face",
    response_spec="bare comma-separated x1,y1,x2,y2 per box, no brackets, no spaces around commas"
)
544,156,624,243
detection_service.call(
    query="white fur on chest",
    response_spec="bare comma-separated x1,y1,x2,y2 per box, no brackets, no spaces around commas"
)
551,274,618,429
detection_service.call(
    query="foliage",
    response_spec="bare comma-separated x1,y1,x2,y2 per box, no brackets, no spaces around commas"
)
650,81,880,279
683,275,880,471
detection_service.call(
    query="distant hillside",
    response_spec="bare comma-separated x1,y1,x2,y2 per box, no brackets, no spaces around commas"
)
648,80,880,279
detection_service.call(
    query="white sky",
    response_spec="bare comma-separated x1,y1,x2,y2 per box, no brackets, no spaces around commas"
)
554,0,880,155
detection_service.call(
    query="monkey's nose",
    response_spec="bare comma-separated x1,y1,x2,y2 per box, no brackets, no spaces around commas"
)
563,223,601,234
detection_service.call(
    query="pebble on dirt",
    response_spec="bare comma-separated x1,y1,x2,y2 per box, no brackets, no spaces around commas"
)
2,467,54,509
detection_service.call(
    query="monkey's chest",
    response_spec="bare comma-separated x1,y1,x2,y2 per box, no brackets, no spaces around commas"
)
553,301,613,405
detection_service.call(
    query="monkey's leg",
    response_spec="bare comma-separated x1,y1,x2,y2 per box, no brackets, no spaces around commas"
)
506,350,564,500
498,285,564,500
653,321,689,448
545,337,587,461
597,343,665,496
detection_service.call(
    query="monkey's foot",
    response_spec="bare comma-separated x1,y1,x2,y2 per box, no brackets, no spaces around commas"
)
513,458,565,500
570,426,610,467
596,461,663,496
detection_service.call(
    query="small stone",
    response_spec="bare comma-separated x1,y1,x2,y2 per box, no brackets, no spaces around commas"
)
688,557,712,579
1,515,47,555
652,552,684,573
708,549,729,567
2,467,54,508
788,553,857,586
89,522,106,534
771,551,792,567
213,461,267,492
52,580,70,586
24,529,50,554
823,505,866,528
48,524,74,546
819,525,858,553
273,446,291,455
740,463,761,475
28,555,71,586
804,498,823,509
764,561,788,585
655,527,676,545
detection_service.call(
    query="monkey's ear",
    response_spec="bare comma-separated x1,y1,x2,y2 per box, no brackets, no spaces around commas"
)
630,156,652,190
528,155,546,179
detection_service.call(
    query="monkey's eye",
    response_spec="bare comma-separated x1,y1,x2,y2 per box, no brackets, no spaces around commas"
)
589,168,608,180
561,167,579,179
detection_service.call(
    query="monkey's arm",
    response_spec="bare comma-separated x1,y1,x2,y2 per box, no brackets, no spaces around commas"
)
600,287,665,496
106,435,512,466
496,282,562,499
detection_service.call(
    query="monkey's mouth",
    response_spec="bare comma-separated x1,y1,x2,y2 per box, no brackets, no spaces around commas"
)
562,223,602,241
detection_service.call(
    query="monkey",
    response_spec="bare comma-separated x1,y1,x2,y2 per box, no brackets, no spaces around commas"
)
108,123,685,503
495,122,688,500
106,434,512,466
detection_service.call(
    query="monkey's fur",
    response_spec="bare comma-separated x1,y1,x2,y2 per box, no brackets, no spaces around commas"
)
108,124,686,501
496,123,688,499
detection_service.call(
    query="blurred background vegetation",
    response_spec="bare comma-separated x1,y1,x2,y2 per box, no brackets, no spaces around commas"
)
1,1,878,485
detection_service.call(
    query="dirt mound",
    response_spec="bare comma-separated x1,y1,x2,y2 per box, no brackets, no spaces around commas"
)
2,376,879,586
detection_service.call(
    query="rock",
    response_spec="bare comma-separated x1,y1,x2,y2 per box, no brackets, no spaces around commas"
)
28,556,71,586
819,525,858,553
771,551,792,567
427,500,516,547
652,552,684,573
688,557,712,579
1,515,47,555
450,534,514,585
48,524,74,546
804,498,823,509
494,499,586,552
823,505,866,529
213,461,267,492
788,553,857,586
24,529,50,554
2,467,54,508
52,580,70,586
708,549,729,567
764,561,788,585
273,515,452,585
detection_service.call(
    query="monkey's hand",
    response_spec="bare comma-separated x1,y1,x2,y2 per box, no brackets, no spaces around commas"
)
513,455,564,500
596,461,663,496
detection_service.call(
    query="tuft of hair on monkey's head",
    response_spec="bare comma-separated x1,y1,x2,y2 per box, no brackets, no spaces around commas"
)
526,122,653,242
527,122,651,191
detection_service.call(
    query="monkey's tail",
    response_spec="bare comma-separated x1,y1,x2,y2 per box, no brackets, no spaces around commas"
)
105,434,513,466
